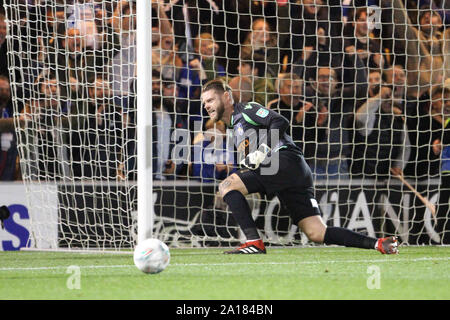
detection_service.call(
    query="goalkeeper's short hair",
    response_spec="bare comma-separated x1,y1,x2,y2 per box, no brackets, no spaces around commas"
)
202,78,232,95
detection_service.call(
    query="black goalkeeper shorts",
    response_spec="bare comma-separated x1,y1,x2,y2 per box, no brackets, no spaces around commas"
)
235,150,321,225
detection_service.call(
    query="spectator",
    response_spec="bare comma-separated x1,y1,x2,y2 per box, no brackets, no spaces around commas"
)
91,1,120,75
149,1,187,130
178,32,225,130
381,64,441,179
431,85,450,243
151,1,182,83
216,0,279,75
152,72,175,180
383,64,407,101
0,12,5,50
35,2,67,54
161,78,177,114
351,85,411,179
161,77,188,131
267,73,305,144
423,85,450,178
368,69,383,98
124,70,177,181
0,13,7,77
193,33,226,82
151,0,175,45
382,0,444,98
299,66,354,180
431,86,449,128
344,7,386,70
45,24,95,104
290,0,329,64
228,76,253,104
18,74,65,180
66,0,101,50
342,0,380,23
191,119,236,182
0,75,11,115
237,52,277,106
241,18,280,79
291,0,344,83
429,0,450,25
0,76,19,180
109,0,137,109
70,77,128,180
1,10,39,102
178,32,225,108
418,4,445,56
380,1,450,179
93,1,114,25
152,33,183,82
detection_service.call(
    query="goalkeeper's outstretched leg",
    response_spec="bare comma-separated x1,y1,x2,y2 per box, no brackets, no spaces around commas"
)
218,173,398,255
297,215,399,255
218,173,267,254
200,78,399,255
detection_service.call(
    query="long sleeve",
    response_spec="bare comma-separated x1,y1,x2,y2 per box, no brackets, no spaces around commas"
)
443,28,450,80
383,0,443,98
392,122,411,170
354,95,382,136
240,103,289,150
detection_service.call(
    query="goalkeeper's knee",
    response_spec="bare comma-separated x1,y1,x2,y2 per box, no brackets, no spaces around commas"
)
218,173,247,198
218,176,236,198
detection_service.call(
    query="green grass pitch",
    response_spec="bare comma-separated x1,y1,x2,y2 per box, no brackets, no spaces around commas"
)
0,246,449,300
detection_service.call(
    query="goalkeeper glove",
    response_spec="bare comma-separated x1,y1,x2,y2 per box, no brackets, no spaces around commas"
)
240,144,271,170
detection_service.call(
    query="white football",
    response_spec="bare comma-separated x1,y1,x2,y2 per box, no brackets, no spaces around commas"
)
133,238,170,274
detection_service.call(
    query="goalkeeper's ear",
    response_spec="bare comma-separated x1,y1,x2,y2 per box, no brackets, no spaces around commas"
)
224,88,234,105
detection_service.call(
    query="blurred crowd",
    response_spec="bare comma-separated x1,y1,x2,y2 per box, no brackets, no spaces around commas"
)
0,0,450,184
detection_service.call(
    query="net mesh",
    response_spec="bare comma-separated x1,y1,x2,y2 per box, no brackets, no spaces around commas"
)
2,0,449,249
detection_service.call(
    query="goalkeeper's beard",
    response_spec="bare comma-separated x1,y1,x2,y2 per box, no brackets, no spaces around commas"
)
210,100,225,122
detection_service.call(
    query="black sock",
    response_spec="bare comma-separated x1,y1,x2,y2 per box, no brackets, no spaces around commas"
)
324,227,377,249
223,190,260,240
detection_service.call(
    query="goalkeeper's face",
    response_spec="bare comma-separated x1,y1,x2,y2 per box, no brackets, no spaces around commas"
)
201,89,227,123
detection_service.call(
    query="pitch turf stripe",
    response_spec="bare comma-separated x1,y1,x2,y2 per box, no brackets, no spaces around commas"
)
170,246,450,255
0,265,134,271
1,257,449,271
171,256,450,266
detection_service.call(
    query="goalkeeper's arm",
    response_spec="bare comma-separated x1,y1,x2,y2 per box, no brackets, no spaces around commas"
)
241,103,290,150
239,104,290,170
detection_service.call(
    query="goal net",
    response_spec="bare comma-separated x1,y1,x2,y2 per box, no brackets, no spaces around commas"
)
2,0,449,250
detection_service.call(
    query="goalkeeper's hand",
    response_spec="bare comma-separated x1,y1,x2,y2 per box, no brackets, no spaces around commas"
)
240,144,271,170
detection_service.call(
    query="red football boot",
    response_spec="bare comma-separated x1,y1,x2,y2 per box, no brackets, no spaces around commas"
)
224,239,266,254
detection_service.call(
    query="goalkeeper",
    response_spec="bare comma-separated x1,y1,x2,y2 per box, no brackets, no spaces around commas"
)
200,79,398,254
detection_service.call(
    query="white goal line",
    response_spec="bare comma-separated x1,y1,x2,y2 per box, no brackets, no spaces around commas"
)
1,256,449,272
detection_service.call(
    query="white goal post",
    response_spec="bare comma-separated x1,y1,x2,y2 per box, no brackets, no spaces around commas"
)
1,0,449,251
136,0,154,244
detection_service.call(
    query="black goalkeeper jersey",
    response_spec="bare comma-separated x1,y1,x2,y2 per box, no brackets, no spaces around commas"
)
228,102,303,158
